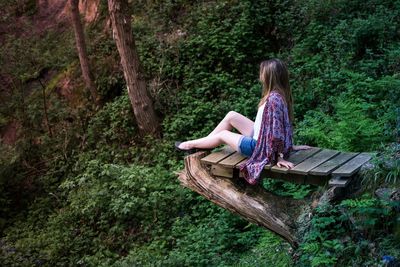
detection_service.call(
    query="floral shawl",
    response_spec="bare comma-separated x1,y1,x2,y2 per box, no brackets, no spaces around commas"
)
239,91,293,185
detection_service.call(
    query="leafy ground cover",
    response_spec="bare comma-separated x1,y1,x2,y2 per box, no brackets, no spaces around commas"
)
0,0,399,266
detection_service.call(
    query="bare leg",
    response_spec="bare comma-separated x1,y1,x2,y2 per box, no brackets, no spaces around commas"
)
208,111,254,137
178,111,253,150
181,130,243,151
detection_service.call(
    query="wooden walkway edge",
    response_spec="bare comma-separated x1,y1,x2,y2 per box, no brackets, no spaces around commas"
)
201,146,374,187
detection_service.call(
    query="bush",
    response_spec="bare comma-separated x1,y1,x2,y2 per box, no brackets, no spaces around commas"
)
296,96,391,151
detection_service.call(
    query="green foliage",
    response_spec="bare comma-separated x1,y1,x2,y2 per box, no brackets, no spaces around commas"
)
298,194,399,266
296,96,389,151
87,94,136,148
2,158,284,266
165,212,257,266
340,194,398,240
1,0,400,266
363,143,400,188
236,230,293,266
87,29,125,100
263,178,314,199
1,160,184,266
132,0,281,141
298,204,347,266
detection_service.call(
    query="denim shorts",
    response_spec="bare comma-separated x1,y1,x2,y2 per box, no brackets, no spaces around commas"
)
238,136,257,157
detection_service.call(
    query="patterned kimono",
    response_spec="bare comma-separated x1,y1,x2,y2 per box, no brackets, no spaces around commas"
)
239,91,293,185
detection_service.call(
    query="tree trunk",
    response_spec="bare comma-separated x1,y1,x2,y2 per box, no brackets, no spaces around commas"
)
107,0,160,137
177,152,373,248
178,152,373,248
69,0,99,105
177,152,310,247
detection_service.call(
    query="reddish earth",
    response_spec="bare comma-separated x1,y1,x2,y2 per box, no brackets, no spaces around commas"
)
56,71,87,104
0,0,100,145
0,0,100,57
1,121,19,145
53,0,101,26
35,0,100,36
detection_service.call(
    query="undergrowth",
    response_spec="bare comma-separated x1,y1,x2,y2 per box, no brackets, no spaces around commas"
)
0,0,399,266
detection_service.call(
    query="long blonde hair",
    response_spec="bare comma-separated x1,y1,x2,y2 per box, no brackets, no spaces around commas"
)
258,58,294,123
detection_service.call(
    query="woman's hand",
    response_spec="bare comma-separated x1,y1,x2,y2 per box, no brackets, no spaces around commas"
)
293,145,312,150
277,157,294,169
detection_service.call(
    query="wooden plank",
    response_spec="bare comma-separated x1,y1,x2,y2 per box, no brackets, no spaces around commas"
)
329,176,351,187
332,152,374,177
306,175,331,186
211,165,243,178
264,163,272,170
236,158,248,168
233,157,273,170
201,146,235,165
219,152,247,168
309,152,359,176
289,149,340,175
271,147,321,174
262,170,306,184
264,150,298,170
211,165,233,178
219,149,299,170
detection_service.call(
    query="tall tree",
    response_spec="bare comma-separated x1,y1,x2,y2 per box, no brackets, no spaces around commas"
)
108,0,160,137
69,0,99,104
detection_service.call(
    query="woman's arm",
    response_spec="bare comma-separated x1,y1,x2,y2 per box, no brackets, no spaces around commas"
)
277,145,311,168
268,93,296,168
277,157,294,168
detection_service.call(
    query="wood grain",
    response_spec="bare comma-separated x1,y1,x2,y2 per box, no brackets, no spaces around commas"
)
201,146,235,164
219,152,247,168
289,149,340,175
332,153,373,177
271,147,321,174
309,152,359,176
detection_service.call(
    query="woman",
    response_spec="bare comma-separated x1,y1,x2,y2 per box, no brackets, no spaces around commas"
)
176,58,310,184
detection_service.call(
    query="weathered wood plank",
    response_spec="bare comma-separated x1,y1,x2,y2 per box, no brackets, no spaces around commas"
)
329,176,351,187
234,157,273,170
211,165,244,178
306,175,331,186
179,151,303,247
262,170,306,184
219,152,247,168
264,150,298,170
201,146,235,165
289,149,340,175
332,153,374,177
211,165,233,178
264,163,272,170
238,151,298,171
271,147,321,174
309,152,359,176
236,158,248,168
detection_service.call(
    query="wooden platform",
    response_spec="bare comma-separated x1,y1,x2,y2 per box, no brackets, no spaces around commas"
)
200,146,374,187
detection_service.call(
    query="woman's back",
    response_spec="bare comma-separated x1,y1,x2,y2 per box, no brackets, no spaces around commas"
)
240,91,293,185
